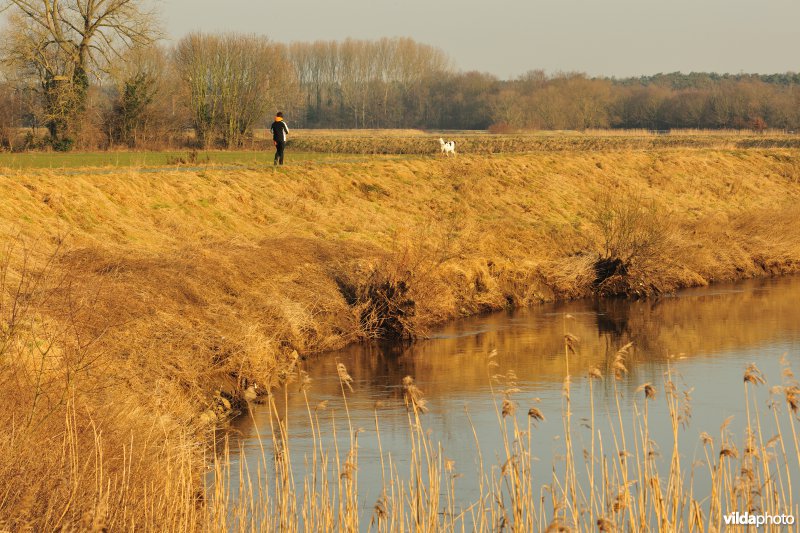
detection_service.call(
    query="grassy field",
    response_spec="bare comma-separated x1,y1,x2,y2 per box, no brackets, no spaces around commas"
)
1,139,800,529
0,149,385,169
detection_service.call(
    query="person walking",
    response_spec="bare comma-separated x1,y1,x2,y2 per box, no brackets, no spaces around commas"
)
270,111,289,166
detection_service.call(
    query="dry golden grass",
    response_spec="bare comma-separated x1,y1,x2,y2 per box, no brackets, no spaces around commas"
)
1,147,800,529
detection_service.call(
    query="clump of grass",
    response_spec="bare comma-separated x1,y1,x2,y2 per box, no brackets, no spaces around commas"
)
0,244,208,530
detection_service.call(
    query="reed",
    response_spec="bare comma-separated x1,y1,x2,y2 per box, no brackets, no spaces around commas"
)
198,349,800,532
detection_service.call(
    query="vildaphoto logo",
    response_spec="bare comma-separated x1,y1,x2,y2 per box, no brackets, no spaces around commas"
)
723,512,795,527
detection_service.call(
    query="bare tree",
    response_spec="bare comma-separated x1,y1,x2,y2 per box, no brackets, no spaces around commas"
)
338,39,374,128
2,0,161,144
173,33,219,148
175,33,298,148
218,36,297,148
287,37,451,128
106,44,182,148
0,80,17,149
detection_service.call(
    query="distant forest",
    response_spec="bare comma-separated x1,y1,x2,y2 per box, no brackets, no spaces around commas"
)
1,14,798,151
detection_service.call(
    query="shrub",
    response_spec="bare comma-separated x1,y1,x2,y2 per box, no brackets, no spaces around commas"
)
590,192,670,294
49,136,75,152
487,122,514,134
335,261,417,340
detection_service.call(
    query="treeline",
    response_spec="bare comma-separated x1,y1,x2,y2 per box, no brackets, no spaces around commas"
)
484,71,800,132
0,0,798,151
301,66,800,132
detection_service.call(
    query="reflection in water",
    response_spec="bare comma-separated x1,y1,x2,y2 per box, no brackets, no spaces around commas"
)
594,298,631,339
223,276,800,525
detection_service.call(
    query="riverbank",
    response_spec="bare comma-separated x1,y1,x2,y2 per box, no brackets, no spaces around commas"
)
1,148,800,528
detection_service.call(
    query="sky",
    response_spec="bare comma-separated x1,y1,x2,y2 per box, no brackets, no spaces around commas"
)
160,0,800,79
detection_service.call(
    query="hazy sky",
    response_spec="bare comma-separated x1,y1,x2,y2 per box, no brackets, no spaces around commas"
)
161,0,799,79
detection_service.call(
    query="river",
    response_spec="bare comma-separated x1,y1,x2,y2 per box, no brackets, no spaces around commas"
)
219,275,800,529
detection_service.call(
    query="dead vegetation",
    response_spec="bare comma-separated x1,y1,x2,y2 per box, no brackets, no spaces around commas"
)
1,147,800,528
590,191,674,296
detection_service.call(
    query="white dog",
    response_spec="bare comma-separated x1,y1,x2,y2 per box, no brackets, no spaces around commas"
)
439,138,456,156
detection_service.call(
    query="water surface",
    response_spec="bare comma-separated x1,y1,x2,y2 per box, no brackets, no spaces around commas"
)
224,275,800,524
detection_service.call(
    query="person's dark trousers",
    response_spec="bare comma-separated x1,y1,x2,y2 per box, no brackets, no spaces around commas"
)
274,140,286,165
